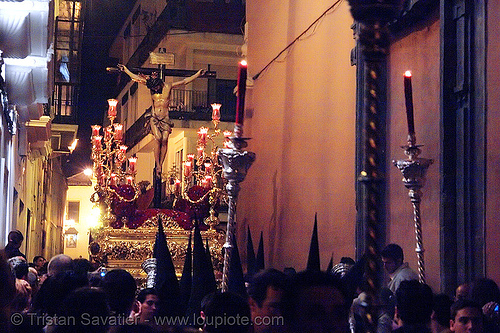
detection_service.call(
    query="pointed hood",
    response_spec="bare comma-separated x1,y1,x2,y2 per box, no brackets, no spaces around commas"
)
255,231,265,272
246,226,256,277
186,222,217,318
306,213,321,272
326,255,334,273
154,216,181,316
227,237,247,298
179,230,192,313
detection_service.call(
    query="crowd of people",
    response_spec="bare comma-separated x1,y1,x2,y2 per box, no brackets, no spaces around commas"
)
1,230,498,333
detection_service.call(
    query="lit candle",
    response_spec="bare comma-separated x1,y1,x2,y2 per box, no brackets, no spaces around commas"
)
128,157,137,173
126,176,133,185
104,127,112,141
174,179,181,195
187,154,195,162
404,70,415,139
204,162,212,174
107,99,118,118
114,123,123,141
91,125,101,137
198,127,209,145
211,103,221,122
197,146,204,159
204,175,212,188
184,161,192,177
235,60,248,128
223,130,232,138
93,136,102,149
110,173,117,186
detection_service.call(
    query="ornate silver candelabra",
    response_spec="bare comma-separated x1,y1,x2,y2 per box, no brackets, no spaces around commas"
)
218,136,255,291
393,142,433,283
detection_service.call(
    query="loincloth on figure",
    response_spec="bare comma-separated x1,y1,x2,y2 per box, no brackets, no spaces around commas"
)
145,112,173,135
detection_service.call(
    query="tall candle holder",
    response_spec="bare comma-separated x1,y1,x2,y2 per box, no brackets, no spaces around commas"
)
393,141,433,283
218,59,255,292
218,136,255,292
90,99,140,227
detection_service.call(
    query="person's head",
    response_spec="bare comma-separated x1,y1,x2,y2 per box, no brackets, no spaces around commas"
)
33,270,89,316
101,269,137,317
33,256,46,270
381,244,404,274
449,299,483,333
247,269,288,332
282,270,351,333
12,260,29,279
7,230,23,248
469,278,500,307
201,291,251,333
395,280,434,326
432,293,453,330
56,287,110,333
47,254,73,276
136,288,160,324
455,283,470,302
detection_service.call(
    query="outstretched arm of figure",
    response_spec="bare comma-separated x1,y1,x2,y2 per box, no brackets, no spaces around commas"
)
117,64,147,85
172,69,206,88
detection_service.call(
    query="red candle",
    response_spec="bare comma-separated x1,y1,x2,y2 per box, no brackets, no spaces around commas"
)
204,175,212,188
211,103,221,122
93,136,102,149
91,125,101,137
204,162,212,174
114,123,123,141
404,71,415,137
107,99,118,118
235,60,247,126
128,157,137,173
174,179,181,195
184,161,192,177
110,174,117,186
104,127,112,141
198,127,208,146
197,146,204,159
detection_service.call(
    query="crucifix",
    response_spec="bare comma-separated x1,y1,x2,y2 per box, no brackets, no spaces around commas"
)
110,59,216,208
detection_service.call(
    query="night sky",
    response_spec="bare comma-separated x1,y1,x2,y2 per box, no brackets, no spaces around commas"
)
64,0,136,176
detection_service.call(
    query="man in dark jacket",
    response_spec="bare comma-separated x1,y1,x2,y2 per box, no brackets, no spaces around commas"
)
3,230,26,260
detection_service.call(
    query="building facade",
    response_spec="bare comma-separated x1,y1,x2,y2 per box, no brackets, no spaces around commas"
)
0,0,81,261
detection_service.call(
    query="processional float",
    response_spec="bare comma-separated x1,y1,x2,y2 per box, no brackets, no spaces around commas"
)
88,61,253,289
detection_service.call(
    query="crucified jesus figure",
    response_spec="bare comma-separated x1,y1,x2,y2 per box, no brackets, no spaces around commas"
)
118,64,205,177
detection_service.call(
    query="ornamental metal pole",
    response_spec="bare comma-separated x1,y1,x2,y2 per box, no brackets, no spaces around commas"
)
218,136,255,292
393,143,433,283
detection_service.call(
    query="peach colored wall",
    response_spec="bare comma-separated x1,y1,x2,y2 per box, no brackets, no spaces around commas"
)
387,19,441,291
242,1,357,271
486,0,500,285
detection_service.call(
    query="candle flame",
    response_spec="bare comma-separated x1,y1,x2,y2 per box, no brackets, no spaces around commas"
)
240,60,247,67
404,70,412,78
107,99,118,107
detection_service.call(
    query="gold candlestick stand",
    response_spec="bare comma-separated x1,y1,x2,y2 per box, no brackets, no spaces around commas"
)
393,139,433,283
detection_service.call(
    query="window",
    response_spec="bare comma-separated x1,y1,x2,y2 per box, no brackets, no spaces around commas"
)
67,201,80,223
